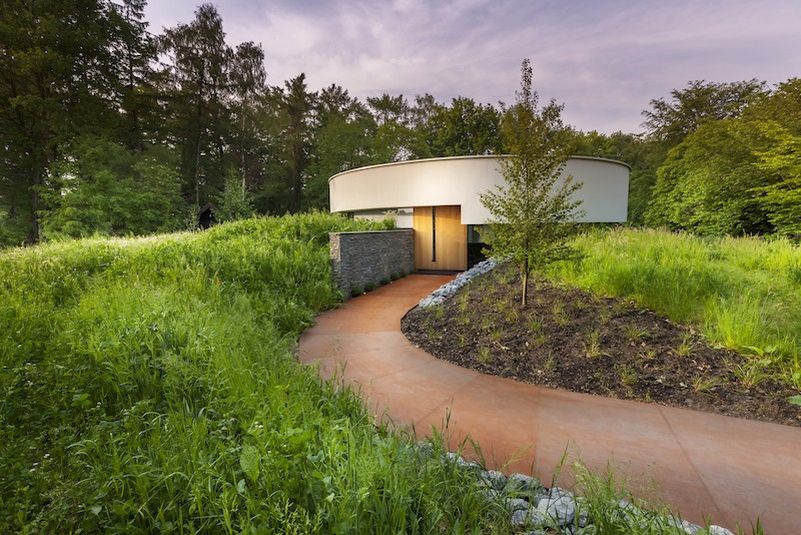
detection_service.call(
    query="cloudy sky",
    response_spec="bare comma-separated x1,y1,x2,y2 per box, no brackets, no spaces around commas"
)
145,0,801,133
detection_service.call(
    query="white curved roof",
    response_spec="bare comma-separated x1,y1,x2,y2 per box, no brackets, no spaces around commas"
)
329,155,629,224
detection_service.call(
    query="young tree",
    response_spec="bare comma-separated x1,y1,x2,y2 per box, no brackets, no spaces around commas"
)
481,59,583,307
215,170,255,223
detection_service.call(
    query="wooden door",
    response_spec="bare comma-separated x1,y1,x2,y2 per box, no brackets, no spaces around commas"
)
413,206,466,271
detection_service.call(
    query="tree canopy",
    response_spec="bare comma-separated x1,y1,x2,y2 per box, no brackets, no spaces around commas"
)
0,1,799,246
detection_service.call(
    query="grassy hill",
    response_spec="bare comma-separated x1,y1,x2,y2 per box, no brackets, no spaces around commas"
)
0,214,505,532
548,228,801,387
0,217,774,533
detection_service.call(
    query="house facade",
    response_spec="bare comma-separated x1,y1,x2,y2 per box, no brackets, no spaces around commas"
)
329,155,630,271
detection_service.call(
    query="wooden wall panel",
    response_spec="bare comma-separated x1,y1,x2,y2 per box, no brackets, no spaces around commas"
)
413,206,466,271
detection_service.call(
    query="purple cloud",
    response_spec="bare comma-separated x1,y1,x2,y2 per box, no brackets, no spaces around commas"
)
145,0,801,133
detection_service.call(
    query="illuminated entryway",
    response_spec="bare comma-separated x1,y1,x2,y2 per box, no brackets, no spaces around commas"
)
412,205,466,271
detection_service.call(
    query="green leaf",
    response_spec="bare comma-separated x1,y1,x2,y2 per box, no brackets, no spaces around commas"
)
89,504,102,516
71,393,91,409
788,395,801,406
239,445,260,482
236,478,247,495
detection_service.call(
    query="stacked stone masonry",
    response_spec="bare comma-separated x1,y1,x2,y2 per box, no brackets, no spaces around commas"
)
330,230,415,297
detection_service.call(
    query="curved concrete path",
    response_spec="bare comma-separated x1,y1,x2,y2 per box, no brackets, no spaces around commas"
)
298,274,801,534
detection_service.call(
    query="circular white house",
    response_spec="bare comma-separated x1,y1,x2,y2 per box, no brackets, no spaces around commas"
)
329,155,629,271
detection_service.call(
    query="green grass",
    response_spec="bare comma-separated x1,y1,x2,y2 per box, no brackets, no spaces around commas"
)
0,214,508,533
0,216,764,532
548,227,801,387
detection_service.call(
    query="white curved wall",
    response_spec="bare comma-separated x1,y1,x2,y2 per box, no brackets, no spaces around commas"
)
329,155,629,224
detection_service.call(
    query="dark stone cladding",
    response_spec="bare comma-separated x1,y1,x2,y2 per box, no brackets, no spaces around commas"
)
329,230,414,297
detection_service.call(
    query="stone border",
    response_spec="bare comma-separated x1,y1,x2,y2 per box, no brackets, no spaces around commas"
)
418,445,734,535
418,258,498,308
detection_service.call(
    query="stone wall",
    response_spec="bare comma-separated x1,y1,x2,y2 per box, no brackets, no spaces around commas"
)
330,230,414,297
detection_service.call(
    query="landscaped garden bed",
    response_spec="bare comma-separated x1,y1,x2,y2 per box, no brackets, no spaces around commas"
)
402,260,801,427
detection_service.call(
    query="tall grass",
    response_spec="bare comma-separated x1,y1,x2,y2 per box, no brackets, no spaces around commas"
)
0,214,507,532
548,227,801,386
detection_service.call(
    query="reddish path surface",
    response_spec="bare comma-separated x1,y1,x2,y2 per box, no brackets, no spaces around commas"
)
298,274,801,534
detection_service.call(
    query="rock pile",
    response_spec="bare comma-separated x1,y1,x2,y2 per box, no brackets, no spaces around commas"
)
420,444,734,535
418,258,498,308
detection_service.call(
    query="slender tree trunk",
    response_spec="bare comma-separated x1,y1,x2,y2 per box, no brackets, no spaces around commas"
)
240,100,247,195
521,257,529,308
27,171,41,244
194,133,202,207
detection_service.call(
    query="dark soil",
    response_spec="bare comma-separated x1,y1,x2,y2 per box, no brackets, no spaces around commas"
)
401,266,801,427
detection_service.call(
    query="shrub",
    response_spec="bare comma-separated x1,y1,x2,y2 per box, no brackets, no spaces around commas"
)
350,285,364,296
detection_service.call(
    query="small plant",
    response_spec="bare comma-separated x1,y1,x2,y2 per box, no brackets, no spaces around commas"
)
390,272,401,281
734,359,771,388
617,365,638,387
380,276,390,285
489,327,503,344
584,330,604,359
431,304,445,321
457,291,471,313
543,351,556,372
572,297,588,311
611,300,630,316
477,346,492,364
639,348,657,361
623,323,648,343
692,374,718,393
505,306,520,323
598,306,612,325
350,285,364,296
552,302,569,326
364,282,376,292
457,333,468,348
675,335,693,357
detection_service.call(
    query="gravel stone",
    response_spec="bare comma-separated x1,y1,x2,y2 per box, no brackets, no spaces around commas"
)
457,458,482,472
708,526,734,535
667,517,702,534
480,469,507,491
537,495,576,526
418,258,498,308
413,441,434,458
479,488,499,501
505,497,531,512
444,451,462,463
544,487,574,500
511,506,548,528
505,472,540,492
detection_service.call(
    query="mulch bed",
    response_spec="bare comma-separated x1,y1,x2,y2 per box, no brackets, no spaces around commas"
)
401,266,801,427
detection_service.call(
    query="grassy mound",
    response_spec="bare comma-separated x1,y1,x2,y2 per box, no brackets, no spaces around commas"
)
0,214,503,532
548,228,801,387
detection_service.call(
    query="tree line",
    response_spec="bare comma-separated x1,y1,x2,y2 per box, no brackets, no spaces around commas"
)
573,78,801,237
1,1,799,246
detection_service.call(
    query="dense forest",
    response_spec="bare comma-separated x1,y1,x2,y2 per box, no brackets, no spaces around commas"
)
1,1,799,247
